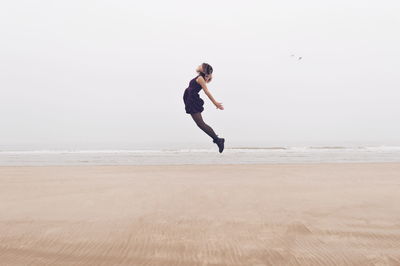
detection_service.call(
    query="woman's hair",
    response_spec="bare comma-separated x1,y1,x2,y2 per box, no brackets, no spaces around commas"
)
197,63,213,80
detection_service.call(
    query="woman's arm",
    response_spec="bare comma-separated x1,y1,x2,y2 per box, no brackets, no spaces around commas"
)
197,76,224,110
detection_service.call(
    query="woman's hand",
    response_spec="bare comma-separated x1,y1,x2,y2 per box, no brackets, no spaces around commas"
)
214,101,224,110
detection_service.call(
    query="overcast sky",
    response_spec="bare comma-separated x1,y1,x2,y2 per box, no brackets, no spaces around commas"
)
1,0,399,150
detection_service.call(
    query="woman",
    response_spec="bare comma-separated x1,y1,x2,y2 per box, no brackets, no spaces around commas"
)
183,63,225,153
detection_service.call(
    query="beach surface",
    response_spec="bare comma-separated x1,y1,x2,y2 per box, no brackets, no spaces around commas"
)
1,163,400,265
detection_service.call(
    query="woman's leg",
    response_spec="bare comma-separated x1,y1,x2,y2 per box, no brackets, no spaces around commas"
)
190,112,219,141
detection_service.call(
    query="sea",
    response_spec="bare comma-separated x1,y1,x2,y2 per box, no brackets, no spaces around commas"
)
1,146,400,166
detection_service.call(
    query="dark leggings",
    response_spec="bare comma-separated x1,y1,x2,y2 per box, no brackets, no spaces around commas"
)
190,112,219,141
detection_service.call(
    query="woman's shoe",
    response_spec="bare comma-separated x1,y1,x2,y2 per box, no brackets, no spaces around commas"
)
213,137,225,153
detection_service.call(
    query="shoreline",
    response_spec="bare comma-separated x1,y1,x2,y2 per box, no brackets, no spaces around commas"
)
1,161,399,167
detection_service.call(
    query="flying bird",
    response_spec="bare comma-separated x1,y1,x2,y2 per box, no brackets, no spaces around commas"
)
291,54,303,60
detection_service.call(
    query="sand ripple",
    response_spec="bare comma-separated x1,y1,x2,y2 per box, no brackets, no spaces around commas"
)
1,164,400,265
1,219,400,265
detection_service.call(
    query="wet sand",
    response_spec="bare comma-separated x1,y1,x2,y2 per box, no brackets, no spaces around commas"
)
1,163,400,265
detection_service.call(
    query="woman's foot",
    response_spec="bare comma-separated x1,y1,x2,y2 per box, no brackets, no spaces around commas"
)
213,137,225,153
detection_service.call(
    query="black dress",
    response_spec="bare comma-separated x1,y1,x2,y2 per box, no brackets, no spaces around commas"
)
183,75,204,114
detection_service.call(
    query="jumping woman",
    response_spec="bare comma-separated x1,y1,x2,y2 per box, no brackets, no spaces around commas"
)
183,63,225,153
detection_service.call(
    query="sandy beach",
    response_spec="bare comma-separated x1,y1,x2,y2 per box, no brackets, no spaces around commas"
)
0,163,400,265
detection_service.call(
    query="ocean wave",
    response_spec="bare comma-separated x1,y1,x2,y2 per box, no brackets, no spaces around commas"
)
228,147,287,150
1,146,400,154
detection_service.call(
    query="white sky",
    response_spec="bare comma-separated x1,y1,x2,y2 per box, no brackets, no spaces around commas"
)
1,0,399,149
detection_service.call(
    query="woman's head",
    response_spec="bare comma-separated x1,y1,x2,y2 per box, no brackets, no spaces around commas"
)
196,63,213,83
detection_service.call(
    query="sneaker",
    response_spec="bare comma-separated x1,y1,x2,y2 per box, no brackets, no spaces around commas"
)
213,137,225,153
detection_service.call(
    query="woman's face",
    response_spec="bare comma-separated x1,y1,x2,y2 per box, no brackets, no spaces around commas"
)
197,64,212,82
205,73,213,83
